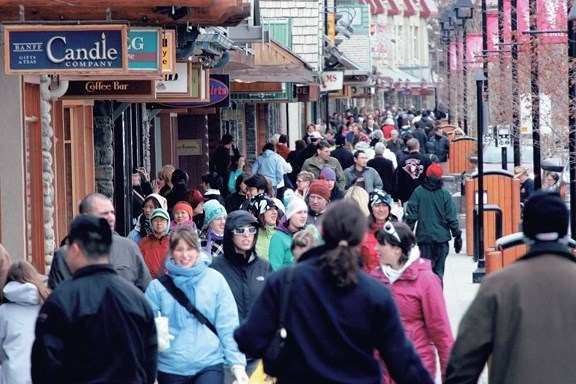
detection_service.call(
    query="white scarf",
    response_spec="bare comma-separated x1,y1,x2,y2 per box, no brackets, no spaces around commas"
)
382,246,421,284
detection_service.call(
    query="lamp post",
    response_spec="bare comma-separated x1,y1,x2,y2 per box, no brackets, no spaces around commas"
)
440,11,455,123
511,0,520,166
454,0,474,135
474,68,487,283
529,0,541,190
568,3,576,238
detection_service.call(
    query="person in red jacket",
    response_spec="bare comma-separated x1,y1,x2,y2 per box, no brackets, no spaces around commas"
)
360,190,395,273
371,221,453,383
138,208,170,278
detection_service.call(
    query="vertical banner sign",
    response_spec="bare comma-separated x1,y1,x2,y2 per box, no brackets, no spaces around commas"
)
4,25,128,75
161,29,177,75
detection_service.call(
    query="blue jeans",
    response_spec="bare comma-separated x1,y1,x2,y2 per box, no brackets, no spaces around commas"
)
158,364,224,384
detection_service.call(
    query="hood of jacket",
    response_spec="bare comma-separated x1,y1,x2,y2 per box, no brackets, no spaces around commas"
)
223,210,260,265
261,149,276,158
422,176,443,191
3,281,40,305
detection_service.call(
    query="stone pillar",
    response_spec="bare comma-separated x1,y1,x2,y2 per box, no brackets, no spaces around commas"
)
94,101,115,197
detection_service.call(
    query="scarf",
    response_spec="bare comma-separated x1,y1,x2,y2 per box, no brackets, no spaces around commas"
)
136,213,154,237
206,229,224,258
165,258,208,328
382,246,420,284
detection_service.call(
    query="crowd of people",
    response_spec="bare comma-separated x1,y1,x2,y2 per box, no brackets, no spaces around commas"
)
0,104,549,384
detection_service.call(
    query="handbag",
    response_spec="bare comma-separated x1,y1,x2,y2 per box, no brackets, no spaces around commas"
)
262,266,295,377
158,274,218,336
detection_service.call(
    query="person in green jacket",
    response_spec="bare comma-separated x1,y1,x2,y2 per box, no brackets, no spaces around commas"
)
404,163,462,280
249,194,279,262
268,196,317,270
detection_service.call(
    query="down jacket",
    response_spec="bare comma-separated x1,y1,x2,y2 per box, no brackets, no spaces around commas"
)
370,257,453,383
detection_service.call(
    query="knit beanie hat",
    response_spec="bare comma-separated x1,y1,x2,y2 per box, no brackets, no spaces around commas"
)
173,201,193,219
285,196,308,220
308,180,331,202
523,190,568,241
203,200,227,225
426,163,443,179
320,167,336,181
150,208,170,222
369,189,393,208
249,194,277,217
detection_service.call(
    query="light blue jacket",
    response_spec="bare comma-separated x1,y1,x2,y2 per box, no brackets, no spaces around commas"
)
251,150,284,186
145,268,246,375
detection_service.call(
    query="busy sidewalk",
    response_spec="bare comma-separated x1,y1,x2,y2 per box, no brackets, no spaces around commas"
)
442,234,488,383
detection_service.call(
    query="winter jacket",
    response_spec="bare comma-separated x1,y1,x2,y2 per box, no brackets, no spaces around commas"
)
367,156,395,194
301,155,346,190
145,262,245,376
251,149,284,186
138,234,170,278
360,222,385,273
209,145,240,184
404,178,461,244
228,169,246,194
166,183,189,214
0,282,41,384
344,166,383,193
48,233,152,292
255,225,276,261
209,210,274,322
32,265,157,384
446,242,576,384
268,227,295,271
225,192,249,213
394,152,431,203
331,146,355,170
427,135,450,162
371,257,453,383
234,245,435,384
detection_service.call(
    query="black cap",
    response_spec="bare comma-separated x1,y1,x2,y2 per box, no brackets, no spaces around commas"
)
523,191,568,241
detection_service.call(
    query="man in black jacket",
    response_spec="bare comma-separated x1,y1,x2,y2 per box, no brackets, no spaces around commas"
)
32,215,157,384
331,134,354,170
367,142,395,194
209,133,240,197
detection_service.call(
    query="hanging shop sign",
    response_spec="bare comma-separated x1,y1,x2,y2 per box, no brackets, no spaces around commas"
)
4,25,128,75
63,80,155,99
294,85,319,102
150,74,230,108
155,62,209,101
127,28,161,72
320,71,344,92
161,29,177,75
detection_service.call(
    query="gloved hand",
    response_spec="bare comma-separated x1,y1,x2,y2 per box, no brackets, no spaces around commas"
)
454,235,463,254
231,365,249,384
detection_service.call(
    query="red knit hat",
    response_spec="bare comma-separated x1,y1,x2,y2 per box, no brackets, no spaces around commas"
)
426,163,443,179
173,201,193,219
308,180,331,201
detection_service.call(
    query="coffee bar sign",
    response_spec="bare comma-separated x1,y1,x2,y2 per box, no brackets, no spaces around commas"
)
4,25,128,75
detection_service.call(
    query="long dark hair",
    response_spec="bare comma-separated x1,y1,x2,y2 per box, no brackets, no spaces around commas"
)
320,200,367,288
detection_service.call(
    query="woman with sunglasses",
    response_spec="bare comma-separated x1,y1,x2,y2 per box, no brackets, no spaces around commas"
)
210,210,274,379
145,226,249,384
360,190,395,273
235,201,434,384
371,221,453,384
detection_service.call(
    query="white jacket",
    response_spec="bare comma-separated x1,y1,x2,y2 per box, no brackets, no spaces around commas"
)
0,281,41,384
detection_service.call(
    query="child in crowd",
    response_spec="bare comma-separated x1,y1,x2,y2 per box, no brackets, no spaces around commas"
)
139,208,171,278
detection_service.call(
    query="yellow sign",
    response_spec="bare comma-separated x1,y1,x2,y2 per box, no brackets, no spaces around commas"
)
161,29,176,75
177,139,203,156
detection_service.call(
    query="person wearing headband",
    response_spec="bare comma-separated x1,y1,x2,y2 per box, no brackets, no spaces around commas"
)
372,221,453,383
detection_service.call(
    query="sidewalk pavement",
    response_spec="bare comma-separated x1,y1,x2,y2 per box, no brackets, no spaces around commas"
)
441,237,488,383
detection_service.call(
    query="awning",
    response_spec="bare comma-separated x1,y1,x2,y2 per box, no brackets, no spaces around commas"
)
324,37,375,86
378,66,421,84
212,38,315,84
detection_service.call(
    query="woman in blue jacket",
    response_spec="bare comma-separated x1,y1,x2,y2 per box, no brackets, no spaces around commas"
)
145,226,248,384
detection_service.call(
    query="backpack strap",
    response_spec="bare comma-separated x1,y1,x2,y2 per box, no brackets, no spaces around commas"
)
158,275,218,336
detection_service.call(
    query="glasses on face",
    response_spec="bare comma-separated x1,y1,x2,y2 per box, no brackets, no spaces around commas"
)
383,222,401,244
232,226,257,236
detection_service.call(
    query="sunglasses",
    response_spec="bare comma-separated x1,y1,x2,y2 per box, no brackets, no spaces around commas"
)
383,221,401,244
232,226,257,236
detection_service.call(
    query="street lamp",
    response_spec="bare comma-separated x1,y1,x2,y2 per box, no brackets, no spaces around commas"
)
454,0,474,135
440,10,455,124
568,4,576,238
474,68,487,283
